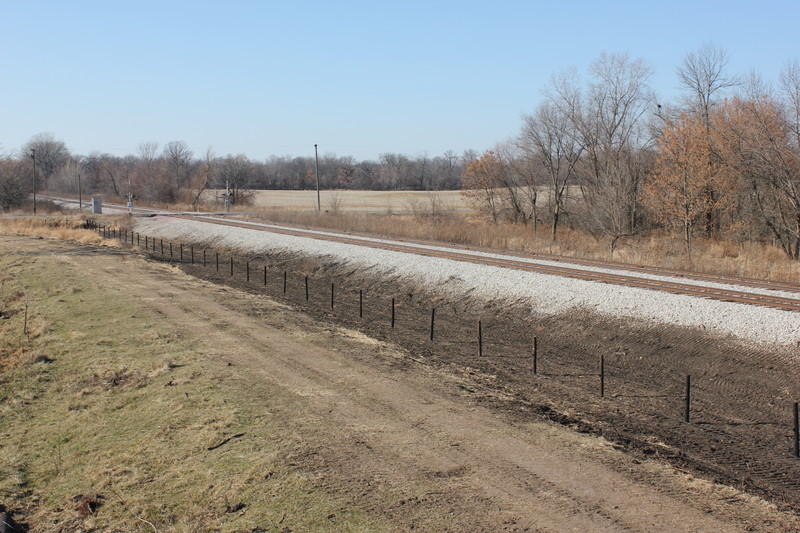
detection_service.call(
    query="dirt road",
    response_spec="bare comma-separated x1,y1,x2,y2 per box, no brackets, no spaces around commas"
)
40,238,800,531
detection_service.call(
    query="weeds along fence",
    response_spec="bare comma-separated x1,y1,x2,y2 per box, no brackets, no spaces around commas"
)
89,220,800,505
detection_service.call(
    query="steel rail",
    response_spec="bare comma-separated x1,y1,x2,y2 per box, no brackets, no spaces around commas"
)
172,214,800,313
43,196,800,311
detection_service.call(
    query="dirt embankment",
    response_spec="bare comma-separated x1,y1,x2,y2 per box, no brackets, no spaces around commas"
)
2,233,800,532
155,237,800,513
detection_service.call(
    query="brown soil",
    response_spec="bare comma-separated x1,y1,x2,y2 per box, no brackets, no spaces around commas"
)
20,234,800,531
154,242,800,510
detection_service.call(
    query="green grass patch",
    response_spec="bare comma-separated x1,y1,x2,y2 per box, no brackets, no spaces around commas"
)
0,237,384,532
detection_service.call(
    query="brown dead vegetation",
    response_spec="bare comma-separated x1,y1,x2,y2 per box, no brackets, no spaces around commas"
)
251,208,800,283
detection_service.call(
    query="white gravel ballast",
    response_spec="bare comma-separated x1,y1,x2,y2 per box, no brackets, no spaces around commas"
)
134,216,800,347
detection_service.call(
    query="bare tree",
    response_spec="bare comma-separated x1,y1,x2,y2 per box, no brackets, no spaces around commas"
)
552,53,655,252
135,141,161,200
0,153,29,211
81,153,128,196
677,42,740,126
191,147,215,206
215,154,254,205
24,133,70,188
162,141,193,201
780,59,800,144
520,100,583,240
494,141,539,226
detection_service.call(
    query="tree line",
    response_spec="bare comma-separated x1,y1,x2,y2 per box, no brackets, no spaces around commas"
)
464,44,800,259
2,43,799,259
0,136,474,209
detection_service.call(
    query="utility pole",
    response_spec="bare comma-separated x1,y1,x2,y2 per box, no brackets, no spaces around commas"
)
78,173,82,211
314,143,320,213
30,149,37,214
126,174,133,214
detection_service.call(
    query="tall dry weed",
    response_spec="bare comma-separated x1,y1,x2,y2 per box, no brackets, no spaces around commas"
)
0,216,126,247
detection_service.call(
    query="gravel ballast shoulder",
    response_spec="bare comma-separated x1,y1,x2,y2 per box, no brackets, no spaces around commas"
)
133,216,800,347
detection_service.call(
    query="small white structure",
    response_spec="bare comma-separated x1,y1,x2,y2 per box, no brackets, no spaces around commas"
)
91,196,103,214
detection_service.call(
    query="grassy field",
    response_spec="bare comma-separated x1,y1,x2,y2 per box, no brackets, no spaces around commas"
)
3,217,800,532
0,222,385,532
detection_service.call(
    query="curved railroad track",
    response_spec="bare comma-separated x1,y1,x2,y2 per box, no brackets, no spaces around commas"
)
43,196,800,313
173,214,800,313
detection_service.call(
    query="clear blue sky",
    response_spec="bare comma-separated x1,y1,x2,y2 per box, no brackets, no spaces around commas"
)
2,0,798,161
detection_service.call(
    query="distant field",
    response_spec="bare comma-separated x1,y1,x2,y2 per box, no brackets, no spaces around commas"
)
204,189,472,213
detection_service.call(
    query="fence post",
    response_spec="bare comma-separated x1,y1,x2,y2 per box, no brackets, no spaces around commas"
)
246,261,250,282
478,320,483,357
359,289,363,318
330,283,335,309
283,271,287,294
191,246,194,264
430,308,436,341
685,375,692,423
263,265,267,286
160,239,164,255
230,257,234,277
136,232,140,246
152,237,156,251
305,276,309,300
391,298,395,328
794,402,799,458
170,242,173,257
533,335,538,374
180,244,183,261
216,252,219,271
203,249,207,268
600,354,605,398
145,235,148,249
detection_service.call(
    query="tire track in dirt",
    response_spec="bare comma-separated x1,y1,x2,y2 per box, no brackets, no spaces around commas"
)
57,243,800,532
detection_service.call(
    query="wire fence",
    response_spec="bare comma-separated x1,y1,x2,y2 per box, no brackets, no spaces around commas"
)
90,220,800,506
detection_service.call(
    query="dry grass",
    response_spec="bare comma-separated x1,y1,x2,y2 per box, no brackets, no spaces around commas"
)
249,208,800,282
0,214,135,248
0,238,384,532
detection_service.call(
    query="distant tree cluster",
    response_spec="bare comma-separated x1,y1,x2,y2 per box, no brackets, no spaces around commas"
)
0,135,473,210
464,45,800,259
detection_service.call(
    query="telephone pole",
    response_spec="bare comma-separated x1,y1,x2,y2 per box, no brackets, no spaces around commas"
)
314,143,320,213
30,149,37,214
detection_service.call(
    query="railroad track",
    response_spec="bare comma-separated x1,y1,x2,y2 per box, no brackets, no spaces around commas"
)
173,214,800,313
43,196,800,313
